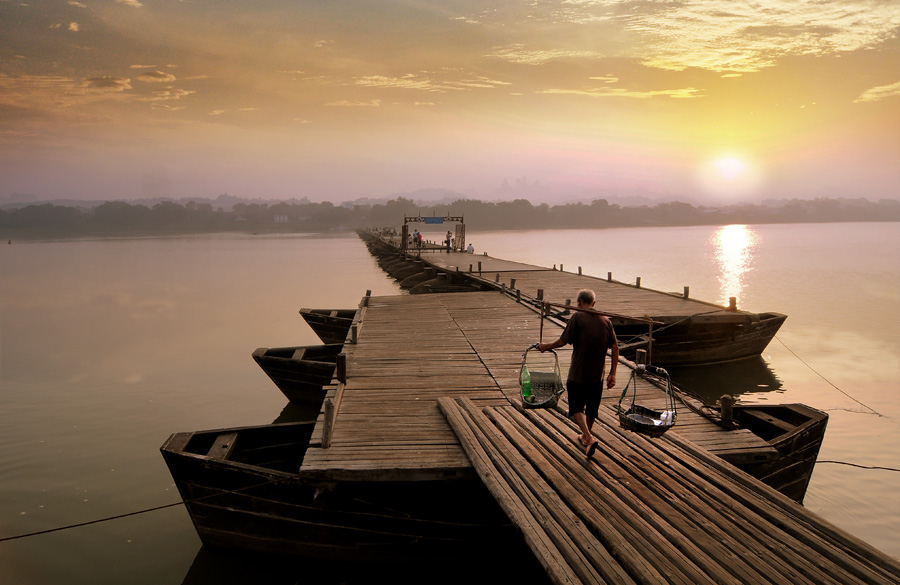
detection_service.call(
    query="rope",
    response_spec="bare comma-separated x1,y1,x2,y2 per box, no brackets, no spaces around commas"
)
0,477,285,543
773,335,884,417
816,461,900,473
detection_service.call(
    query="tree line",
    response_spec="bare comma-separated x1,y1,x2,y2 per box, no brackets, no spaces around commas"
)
2,196,898,239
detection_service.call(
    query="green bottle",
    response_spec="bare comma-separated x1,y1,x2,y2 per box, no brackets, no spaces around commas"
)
521,366,532,400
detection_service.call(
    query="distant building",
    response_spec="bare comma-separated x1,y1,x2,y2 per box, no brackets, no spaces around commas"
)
273,215,290,223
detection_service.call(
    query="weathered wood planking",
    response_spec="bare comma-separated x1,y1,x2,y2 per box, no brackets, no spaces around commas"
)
300,291,776,483
425,249,730,317
439,396,900,585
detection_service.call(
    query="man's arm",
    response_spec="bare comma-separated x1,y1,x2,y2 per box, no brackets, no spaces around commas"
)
607,340,619,388
537,338,565,352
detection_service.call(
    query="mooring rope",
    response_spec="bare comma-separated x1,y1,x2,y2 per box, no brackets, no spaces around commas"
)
773,335,884,417
0,477,285,544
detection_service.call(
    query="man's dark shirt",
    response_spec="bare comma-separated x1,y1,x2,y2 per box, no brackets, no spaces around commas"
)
559,311,617,384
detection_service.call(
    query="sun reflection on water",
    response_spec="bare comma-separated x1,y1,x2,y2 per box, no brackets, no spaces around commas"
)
712,224,758,306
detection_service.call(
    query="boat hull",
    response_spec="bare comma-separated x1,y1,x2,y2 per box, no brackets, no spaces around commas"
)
722,404,828,503
615,312,787,366
160,422,520,562
252,344,343,408
299,308,357,344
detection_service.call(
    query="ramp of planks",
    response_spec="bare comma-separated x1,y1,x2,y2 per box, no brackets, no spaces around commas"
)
439,396,900,585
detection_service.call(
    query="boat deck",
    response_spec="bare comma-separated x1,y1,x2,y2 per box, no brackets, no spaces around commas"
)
411,246,740,319
301,291,774,479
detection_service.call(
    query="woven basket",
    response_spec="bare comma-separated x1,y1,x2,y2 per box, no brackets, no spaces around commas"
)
616,365,677,437
522,371,564,409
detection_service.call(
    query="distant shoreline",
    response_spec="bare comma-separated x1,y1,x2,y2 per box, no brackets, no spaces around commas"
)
2,196,898,241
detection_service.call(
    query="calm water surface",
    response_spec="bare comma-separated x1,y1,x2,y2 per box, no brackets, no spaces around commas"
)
1,224,898,583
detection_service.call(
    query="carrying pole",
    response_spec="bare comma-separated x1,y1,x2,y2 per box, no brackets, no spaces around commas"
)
539,302,545,343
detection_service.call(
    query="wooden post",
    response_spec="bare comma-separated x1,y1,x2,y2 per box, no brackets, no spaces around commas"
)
560,264,564,272
478,261,482,275
683,286,690,299
607,272,612,282
351,324,358,344
322,398,334,448
729,297,737,311
537,289,544,301
636,349,647,367
516,289,521,303
578,266,582,275
336,353,347,383
510,278,516,289
721,395,734,425
636,276,641,288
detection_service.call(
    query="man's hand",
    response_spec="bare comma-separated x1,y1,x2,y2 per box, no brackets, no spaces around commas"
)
606,373,616,389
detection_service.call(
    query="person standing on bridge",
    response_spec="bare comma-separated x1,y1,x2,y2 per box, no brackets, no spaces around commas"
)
537,289,618,458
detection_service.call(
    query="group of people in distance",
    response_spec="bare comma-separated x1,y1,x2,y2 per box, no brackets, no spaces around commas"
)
407,229,475,254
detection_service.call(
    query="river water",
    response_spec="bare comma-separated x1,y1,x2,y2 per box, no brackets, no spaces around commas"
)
1,223,898,583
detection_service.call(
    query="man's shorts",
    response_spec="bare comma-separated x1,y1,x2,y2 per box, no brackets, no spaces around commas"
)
567,379,603,419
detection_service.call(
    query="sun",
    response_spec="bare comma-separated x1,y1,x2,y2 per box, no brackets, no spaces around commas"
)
697,155,763,199
713,157,746,181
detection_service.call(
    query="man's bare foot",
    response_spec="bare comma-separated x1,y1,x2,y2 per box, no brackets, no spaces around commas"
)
586,440,598,459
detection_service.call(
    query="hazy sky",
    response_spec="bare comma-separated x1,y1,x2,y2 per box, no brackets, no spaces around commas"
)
1,1,898,204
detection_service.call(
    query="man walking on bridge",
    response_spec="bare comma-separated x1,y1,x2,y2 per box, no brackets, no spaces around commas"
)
537,289,618,458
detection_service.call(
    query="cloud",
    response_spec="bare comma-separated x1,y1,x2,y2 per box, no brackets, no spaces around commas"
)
854,81,900,103
624,0,900,72
138,71,177,83
539,86,702,99
488,45,605,65
116,0,143,7
355,75,457,92
325,99,382,107
354,74,509,93
68,22,80,32
208,110,227,115
141,88,195,101
68,2,87,7
83,77,132,92
473,1,899,73
0,74,131,113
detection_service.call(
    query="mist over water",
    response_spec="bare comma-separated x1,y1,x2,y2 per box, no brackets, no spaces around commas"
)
1,224,897,583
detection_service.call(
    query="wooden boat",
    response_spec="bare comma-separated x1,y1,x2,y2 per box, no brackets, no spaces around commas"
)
716,403,828,503
160,422,521,563
299,308,357,344
612,310,787,366
251,344,342,409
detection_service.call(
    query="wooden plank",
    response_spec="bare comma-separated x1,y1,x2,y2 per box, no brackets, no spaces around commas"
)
515,407,826,585
437,397,585,585
206,432,238,459
454,397,636,585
